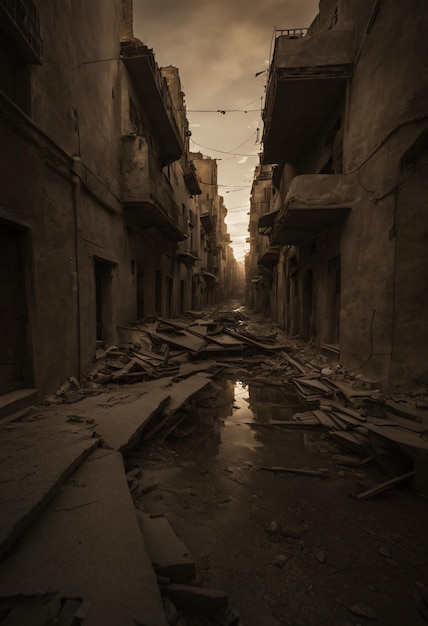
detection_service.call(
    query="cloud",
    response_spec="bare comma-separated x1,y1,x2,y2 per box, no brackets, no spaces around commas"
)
132,0,319,260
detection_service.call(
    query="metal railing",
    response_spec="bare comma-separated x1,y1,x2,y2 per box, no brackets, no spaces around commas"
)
276,28,308,39
1,0,43,58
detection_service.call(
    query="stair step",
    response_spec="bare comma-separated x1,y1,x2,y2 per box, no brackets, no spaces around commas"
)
0,388,37,419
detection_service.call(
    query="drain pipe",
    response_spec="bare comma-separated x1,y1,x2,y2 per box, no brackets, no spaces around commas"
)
72,156,84,381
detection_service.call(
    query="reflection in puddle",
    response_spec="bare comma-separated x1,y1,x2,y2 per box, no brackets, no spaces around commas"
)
191,377,305,457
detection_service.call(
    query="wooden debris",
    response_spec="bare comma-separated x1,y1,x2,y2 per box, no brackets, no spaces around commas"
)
356,470,415,499
261,466,329,477
384,399,428,422
332,454,373,467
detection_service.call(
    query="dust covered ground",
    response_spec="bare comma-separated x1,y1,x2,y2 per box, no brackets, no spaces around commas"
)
125,304,428,626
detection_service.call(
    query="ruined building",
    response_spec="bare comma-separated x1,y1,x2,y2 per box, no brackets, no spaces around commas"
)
0,0,236,405
190,152,238,303
254,0,428,389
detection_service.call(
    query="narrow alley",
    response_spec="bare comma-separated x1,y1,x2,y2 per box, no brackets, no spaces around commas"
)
1,0,428,625
1,302,428,625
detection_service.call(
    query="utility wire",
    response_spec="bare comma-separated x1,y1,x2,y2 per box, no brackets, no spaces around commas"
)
190,138,259,157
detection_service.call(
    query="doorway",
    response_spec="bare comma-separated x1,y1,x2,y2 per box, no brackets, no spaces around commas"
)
328,255,341,345
0,222,28,394
94,259,114,343
302,269,313,341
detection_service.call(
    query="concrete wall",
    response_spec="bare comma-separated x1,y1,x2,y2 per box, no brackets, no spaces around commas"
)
264,0,428,389
339,0,428,386
0,0,199,400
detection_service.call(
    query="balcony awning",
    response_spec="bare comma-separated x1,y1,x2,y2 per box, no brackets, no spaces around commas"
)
271,206,351,245
258,246,280,267
124,197,186,242
258,209,280,233
176,251,199,266
270,174,353,246
262,30,354,164
121,41,183,166
201,271,218,283
183,162,202,195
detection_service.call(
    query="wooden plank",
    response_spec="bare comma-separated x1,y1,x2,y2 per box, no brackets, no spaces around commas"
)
329,430,368,454
224,328,277,353
371,414,428,434
363,422,428,451
384,399,428,423
332,454,373,467
356,471,415,499
313,410,337,429
330,380,380,401
320,400,366,421
141,326,206,353
295,378,333,394
280,352,309,373
261,466,329,478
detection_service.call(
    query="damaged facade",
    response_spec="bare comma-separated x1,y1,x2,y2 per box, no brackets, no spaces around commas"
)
252,0,428,390
0,0,237,403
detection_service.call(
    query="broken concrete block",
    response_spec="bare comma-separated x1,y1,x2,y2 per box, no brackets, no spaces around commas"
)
138,514,196,582
162,584,228,618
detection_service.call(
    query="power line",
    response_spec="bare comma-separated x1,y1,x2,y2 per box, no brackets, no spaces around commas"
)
190,138,259,157
187,109,260,113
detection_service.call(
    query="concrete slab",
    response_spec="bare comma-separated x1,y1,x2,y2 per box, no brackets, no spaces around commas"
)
138,513,196,582
162,374,212,417
86,387,172,452
47,384,172,452
0,450,167,626
0,388,37,418
0,414,99,559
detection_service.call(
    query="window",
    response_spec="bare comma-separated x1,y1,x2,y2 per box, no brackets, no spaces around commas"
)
0,0,42,115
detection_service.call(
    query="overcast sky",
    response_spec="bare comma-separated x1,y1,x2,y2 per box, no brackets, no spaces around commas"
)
133,0,320,262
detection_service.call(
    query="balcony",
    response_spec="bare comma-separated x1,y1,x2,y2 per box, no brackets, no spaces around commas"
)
121,135,186,241
258,245,280,268
200,211,213,234
0,0,42,63
121,40,184,166
183,160,201,196
262,28,354,164
270,174,353,245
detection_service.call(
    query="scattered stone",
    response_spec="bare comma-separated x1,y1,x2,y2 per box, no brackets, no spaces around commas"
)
321,368,334,376
268,521,281,535
273,554,289,568
316,550,326,563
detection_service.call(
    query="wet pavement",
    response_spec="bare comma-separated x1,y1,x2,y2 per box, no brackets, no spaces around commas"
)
127,371,428,626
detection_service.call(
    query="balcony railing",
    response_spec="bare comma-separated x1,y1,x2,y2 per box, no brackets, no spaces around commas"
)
275,28,308,39
262,28,354,163
0,0,43,63
121,135,186,241
121,40,184,166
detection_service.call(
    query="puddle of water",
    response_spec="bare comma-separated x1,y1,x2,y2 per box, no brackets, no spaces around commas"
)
187,377,307,460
